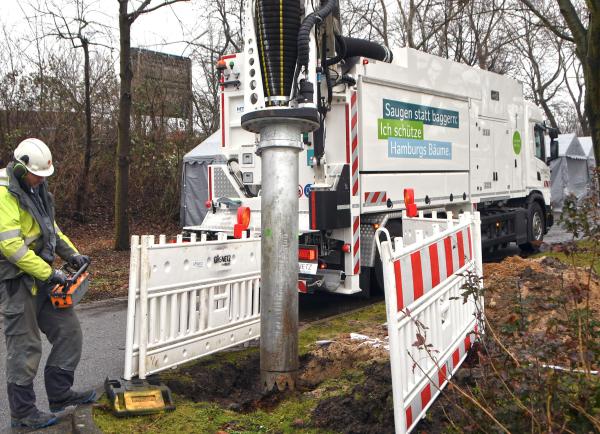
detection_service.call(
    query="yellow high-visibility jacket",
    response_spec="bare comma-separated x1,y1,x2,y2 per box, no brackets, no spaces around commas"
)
0,165,78,289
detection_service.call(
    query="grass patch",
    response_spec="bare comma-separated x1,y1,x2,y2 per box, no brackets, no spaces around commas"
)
94,301,387,433
535,239,600,274
299,302,387,354
94,394,335,434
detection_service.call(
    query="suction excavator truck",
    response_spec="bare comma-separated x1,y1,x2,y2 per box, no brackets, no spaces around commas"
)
185,0,560,296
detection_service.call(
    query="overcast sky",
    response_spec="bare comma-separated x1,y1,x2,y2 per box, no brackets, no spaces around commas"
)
0,1,201,57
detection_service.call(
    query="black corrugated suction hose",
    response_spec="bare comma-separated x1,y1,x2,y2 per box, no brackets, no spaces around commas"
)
338,36,393,63
296,0,338,69
255,0,301,101
325,35,393,66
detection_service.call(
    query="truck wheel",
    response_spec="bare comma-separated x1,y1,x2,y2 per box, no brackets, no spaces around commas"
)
519,202,544,251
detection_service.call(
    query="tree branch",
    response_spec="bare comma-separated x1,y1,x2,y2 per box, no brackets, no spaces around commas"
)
128,0,190,23
556,0,588,49
519,0,576,42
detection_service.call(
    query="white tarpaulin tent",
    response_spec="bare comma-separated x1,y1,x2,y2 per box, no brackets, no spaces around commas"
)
548,133,592,210
180,131,227,226
578,136,597,173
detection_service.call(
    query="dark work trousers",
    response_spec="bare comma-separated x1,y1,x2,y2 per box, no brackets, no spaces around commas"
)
1,277,82,410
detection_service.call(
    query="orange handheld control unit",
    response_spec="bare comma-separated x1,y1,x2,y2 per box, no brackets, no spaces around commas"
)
50,262,90,309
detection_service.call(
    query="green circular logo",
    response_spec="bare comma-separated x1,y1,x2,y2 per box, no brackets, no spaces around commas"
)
513,131,522,155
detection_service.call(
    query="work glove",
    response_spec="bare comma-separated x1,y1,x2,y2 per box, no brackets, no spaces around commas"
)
68,254,90,269
47,269,67,286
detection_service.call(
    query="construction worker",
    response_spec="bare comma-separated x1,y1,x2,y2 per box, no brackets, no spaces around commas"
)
0,138,96,429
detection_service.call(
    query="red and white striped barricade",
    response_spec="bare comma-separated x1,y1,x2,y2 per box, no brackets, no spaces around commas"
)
376,211,483,433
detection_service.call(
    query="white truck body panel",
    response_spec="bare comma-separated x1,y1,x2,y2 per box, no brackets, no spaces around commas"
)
215,47,549,216
193,46,552,294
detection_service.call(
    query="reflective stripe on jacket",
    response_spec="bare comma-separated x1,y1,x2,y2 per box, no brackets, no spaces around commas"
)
0,165,78,283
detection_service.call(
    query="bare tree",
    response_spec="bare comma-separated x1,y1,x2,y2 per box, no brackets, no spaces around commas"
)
18,2,65,113
183,0,243,135
397,0,468,54
562,47,588,134
0,25,30,149
520,0,600,168
341,0,392,46
190,32,223,135
115,0,190,250
514,8,564,129
33,0,111,221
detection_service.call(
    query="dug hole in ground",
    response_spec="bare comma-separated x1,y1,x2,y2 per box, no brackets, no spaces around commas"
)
91,240,600,433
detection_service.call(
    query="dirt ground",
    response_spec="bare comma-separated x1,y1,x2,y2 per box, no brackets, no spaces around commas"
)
63,217,178,301
485,255,600,370
165,252,600,433
166,324,394,434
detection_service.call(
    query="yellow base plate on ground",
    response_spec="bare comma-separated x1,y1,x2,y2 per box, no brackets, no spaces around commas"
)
105,377,175,416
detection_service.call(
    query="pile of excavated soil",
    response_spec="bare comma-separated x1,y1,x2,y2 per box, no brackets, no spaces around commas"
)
484,255,600,370
301,324,389,388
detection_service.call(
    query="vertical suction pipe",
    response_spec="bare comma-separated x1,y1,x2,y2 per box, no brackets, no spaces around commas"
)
243,0,321,392
257,122,303,391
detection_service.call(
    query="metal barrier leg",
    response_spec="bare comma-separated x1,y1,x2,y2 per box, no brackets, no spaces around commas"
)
138,235,151,380
123,236,140,381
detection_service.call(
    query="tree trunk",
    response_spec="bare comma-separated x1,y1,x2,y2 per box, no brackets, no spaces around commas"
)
115,1,132,250
75,41,92,222
539,99,559,130
585,17,600,172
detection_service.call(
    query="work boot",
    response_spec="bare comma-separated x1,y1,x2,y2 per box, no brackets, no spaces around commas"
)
7,382,57,429
11,409,58,429
49,388,97,412
45,366,97,412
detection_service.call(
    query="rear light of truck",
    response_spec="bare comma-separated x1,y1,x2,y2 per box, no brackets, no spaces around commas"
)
298,247,317,261
404,188,418,217
298,280,308,293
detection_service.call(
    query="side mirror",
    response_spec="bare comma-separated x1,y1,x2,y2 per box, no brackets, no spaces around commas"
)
546,128,559,164
547,138,559,164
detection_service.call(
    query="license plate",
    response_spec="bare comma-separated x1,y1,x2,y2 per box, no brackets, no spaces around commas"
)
299,262,318,275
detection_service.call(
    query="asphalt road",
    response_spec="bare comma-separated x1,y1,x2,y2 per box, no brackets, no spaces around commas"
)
0,298,127,429
0,214,571,428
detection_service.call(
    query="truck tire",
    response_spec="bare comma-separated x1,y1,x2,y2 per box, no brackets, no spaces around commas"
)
519,202,544,251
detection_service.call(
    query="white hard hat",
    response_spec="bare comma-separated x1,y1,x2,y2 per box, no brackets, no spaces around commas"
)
14,138,54,177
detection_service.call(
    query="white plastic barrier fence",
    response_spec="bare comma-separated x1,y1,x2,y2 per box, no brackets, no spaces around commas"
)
124,233,261,380
376,212,483,433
